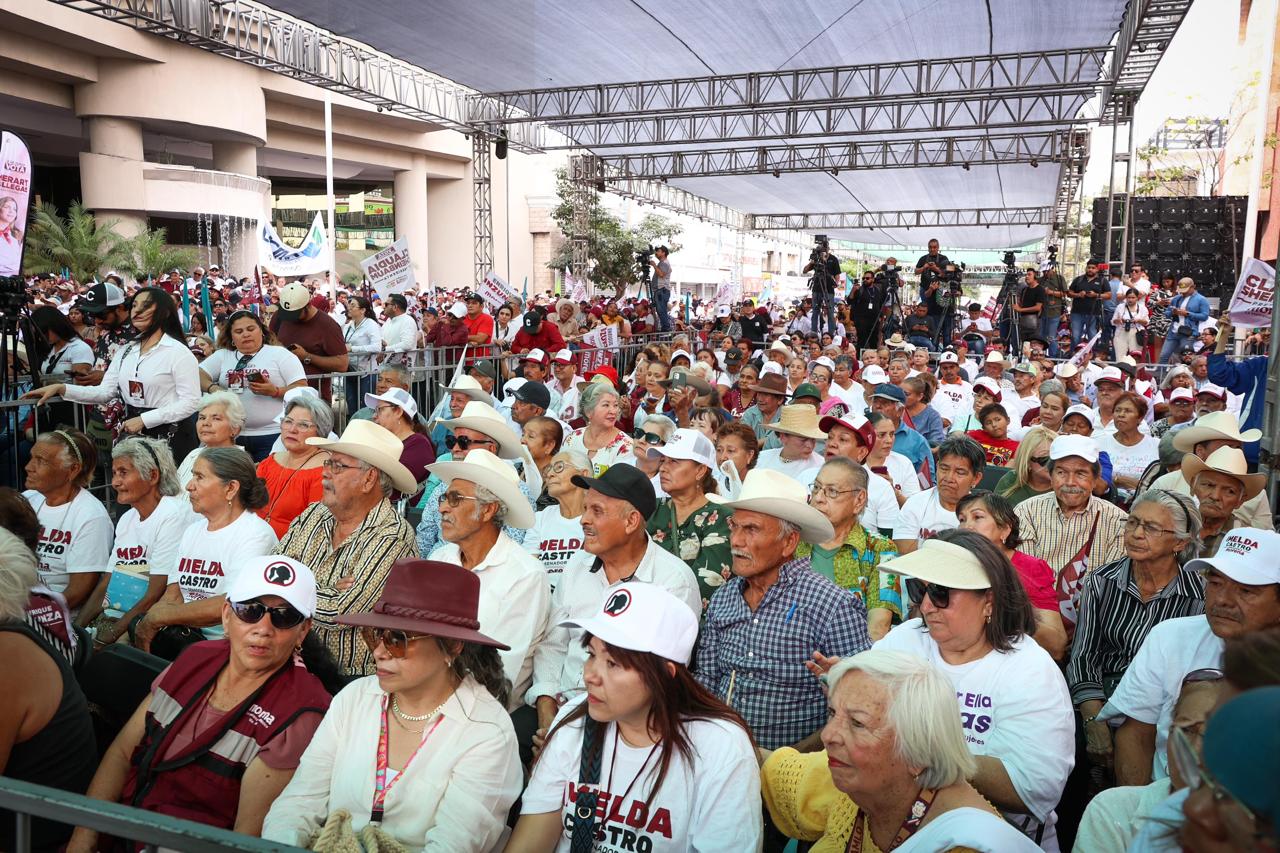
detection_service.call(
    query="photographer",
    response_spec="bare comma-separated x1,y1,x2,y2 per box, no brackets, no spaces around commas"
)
647,245,674,333
801,238,840,335
1014,268,1044,341
927,262,963,350
914,237,949,301
1039,266,1067,357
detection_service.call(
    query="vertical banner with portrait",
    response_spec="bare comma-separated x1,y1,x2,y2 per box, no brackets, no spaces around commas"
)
0,130,34,278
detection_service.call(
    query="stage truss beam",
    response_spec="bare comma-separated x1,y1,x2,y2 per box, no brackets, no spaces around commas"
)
746,208,1055,231
472,134,492,288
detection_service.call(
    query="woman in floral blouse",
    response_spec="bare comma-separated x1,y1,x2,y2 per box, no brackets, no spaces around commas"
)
796,457,899,640
645,428,734,614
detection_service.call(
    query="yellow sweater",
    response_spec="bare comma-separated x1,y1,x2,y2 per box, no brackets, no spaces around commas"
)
760,748,981,853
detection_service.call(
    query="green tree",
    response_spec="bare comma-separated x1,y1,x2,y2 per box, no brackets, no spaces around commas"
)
124,227,198,281
22,201,134,282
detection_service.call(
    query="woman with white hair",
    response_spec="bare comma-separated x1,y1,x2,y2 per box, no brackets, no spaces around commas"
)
256,394,331,537
764,648,1040,851
561,379,634,476
0,527,97,853
176,391,248,500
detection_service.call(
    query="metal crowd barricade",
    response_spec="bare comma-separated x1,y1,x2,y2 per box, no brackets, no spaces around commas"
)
0,777,306,853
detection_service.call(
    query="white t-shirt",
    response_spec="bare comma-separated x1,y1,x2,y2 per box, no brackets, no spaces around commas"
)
24,489,113,594
40,337,95,382
1095,433,1159,495
171,511,280,637
1098,615,1223,780
522,696,763,853
104,496,196,617
755,449,823,477
200,345,306,435
876,622,1075,842
932,381,974,426
525,507,586,593
798,462,900,534
892,487,958,544
877,451,922,500
829,381,866,413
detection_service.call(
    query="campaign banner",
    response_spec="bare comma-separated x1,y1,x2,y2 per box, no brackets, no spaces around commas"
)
360,237,415,295
478,270,520,309
257,213,329,277
714,280,738,306
1226,257,1275,328
579,323,619,373
0,130,34,277
1069,330,1100,367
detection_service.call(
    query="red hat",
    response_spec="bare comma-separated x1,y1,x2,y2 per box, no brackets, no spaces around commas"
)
310,294,330,312
819,413,876,450
583,365,619,385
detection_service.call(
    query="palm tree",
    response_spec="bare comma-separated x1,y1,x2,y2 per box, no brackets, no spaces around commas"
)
124,227,197,282
22,201,133,282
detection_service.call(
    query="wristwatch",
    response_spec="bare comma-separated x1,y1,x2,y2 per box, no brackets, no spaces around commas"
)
304,355,312,365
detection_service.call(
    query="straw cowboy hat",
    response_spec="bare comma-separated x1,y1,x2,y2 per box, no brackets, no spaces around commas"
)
305,419,418,495
435,400,523,459
707,468,835,543
427,449,535,528
764,404,828,441
885,333,907,348
440,374,495,408
1181,446,1267,501
1172,410,1263,453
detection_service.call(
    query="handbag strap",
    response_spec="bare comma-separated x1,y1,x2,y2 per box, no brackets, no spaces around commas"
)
569,715,603,853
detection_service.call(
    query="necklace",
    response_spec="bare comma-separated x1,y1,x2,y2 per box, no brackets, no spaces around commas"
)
392,693,450,722
606,727,660,808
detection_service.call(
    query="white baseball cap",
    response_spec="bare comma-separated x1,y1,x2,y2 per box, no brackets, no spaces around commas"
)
1169,387,1195,403
1095,365,1125,385
671,348,693,364
447,301,467,319
365,387,418,420
809,355,836,372
521,348,547,364
973,376,1003,400
1196,383,1227,401
1049,434,1099,464
560,582,699,665
1063,403,1100,430
860,364,889,384
276,282,312,319
649,427,716,469
760,362,785,378
1186,529,1280,586
938,351,959,364
552,348,574,364
226,555,318,618
716,304,731,318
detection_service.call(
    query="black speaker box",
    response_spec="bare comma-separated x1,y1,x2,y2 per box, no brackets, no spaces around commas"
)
1157,232,1186,255
1160,197,1192,224
1188,227,1219,255
1132,197,1161,225
1190,197,1223,224
1132,228,1157,255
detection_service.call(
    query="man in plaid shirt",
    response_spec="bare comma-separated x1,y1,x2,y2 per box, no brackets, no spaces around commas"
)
695,468,872,751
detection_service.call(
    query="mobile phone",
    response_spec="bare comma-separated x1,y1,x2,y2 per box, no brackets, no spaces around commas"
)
871,465,889,475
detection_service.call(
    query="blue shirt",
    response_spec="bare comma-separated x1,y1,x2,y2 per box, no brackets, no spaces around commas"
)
415,476,535,557
907,405,946,445
893,423,935,478
1207,353,1266,463
1165,292,1210,335
741,404,782,451
694,556,871,749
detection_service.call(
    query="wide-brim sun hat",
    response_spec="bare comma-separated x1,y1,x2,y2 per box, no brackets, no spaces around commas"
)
707,468,835,543
440,374,495,408
878,538,992,589
427,448,535,529
436,400,524,459
764,404,828,440
1172,410,1262,452
1181,445,1267,501
305,419,419,495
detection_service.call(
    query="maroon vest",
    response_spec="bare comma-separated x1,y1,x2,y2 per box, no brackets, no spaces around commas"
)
120,639,330,831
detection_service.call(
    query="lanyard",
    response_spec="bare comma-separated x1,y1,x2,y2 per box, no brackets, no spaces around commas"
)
371,694,445,823
846,787,936,852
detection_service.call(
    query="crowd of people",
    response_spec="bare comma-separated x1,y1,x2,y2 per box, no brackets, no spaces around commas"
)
1,251,1278,853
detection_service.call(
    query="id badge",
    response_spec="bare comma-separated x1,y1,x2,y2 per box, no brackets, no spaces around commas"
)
127,379,145,402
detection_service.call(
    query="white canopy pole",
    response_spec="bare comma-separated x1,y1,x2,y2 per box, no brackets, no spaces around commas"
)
325,91,337,302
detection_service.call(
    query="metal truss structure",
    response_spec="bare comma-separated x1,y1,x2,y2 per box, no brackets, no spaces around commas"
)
568,156,596,279
472,134,492,287
1100,0,1195,121
746,207,1055,231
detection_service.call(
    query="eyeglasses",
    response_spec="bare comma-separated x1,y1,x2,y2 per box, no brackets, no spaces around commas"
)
808,483,860,501
632,429,666,445
1169,726,1259,828
437,490,480,508
546,460,574,475
322,458,364,474
1123,517,1178,537
230,600,306,629
359,626,431,658
1030,455,1050,467
280,417,317,431
444,434,497,452
906,579,953,610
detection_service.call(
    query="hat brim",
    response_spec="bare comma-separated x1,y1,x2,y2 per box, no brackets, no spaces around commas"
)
276,306,305,321
437,415,523,459
877,540,992,589
439,383,496,409
558,614,690,664
334,610,509,650
1182,554,1277,587
648,445,716,469
364,393,417,420
427,459,535,528
763,423,827,440
704,493,834,543
659,376,713,395
746,382,789,396
1173,425,1264,452
1181,455,1267,501
303,437,419,495
571,473,654,520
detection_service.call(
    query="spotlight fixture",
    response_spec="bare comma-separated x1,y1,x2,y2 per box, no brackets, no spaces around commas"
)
376,106,383,112
961,163,970,171
494,135,508,160
772,169,781,179
831,168,839,177
1030,159,1039,168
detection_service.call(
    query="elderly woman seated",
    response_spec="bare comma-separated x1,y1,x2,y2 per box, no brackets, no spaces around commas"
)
763,648,1041,851
176,391,248,499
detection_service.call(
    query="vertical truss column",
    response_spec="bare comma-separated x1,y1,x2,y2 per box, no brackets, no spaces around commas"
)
473,133,493,288
733,229,746,293
1062,177,1085,281
1104,95,1136,274
568,154,598,283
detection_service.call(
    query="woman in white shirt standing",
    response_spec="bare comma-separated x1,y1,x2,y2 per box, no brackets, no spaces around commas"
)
199,310,307,462
263,559,522,853
27,287,202,461
29,306,95,431
343,295,382,418
508,582,762,853
1111,288,1150,360
1095,391,1159,504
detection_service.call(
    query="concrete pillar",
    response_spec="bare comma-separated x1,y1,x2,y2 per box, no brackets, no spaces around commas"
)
83,116,147,238
87,116,144,160
212,140,258,177
394,155,430,286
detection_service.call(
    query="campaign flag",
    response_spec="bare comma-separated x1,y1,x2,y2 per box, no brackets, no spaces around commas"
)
579,324,619,373
1056,516,1100,631
1226,257,1275,328
478,270,520,309
521,276,528,307
0,130,34,277
256,213,329,277
360,237,415,295
1069,330,1101,367
980,296,998,321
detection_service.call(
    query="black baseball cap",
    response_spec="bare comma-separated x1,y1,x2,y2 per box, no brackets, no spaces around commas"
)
572,463,657,520
522,310,543,332
469,361,498,381
512,380,551,409
77,281,126,314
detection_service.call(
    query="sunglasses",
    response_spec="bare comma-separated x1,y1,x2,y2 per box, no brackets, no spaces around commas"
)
1031,455,1050,466
444,434,497,452
230,600,306,629
631,429,666,445
359,626,430,658
906,579,953,610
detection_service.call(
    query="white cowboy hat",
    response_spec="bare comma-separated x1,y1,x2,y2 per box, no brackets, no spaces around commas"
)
440,374,495,408
436,400,523,459
1181,446,1267,501
763,404,828,441
305,420,418,495
1172,410,1262,453
707,468,835,543
427,449,535,528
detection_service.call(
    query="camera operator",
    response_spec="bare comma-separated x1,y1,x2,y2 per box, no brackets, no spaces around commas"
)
914,238,949,301
850,269,882,348
1067,259,1107,348
1039,265,1067,357
1014,268,1044,342
801,238,839,335
647,245,674,333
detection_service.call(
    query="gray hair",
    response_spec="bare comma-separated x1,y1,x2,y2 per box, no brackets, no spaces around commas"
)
1038,379,1066,398
1131,488,1204,562
286,395,334,438
0,528,37,623
474,483,510,527
774,518,802,543
112,436,182,497
819,456,869,492
359,462,395,498
642,414,677,441
827,649,978,789
579,381,620,418
554,447,593,472
379,364,412,386
197,446,268,510
199,391,247,434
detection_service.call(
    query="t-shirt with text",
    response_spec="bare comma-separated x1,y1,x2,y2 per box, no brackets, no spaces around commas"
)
23,489,113,595
524,507,586,593
171,511,280,637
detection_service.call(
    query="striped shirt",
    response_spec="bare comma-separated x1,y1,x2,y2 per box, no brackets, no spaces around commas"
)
1015,492,1128,579
279,498,418,676
1066,558,1205,704
695,556,871,749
